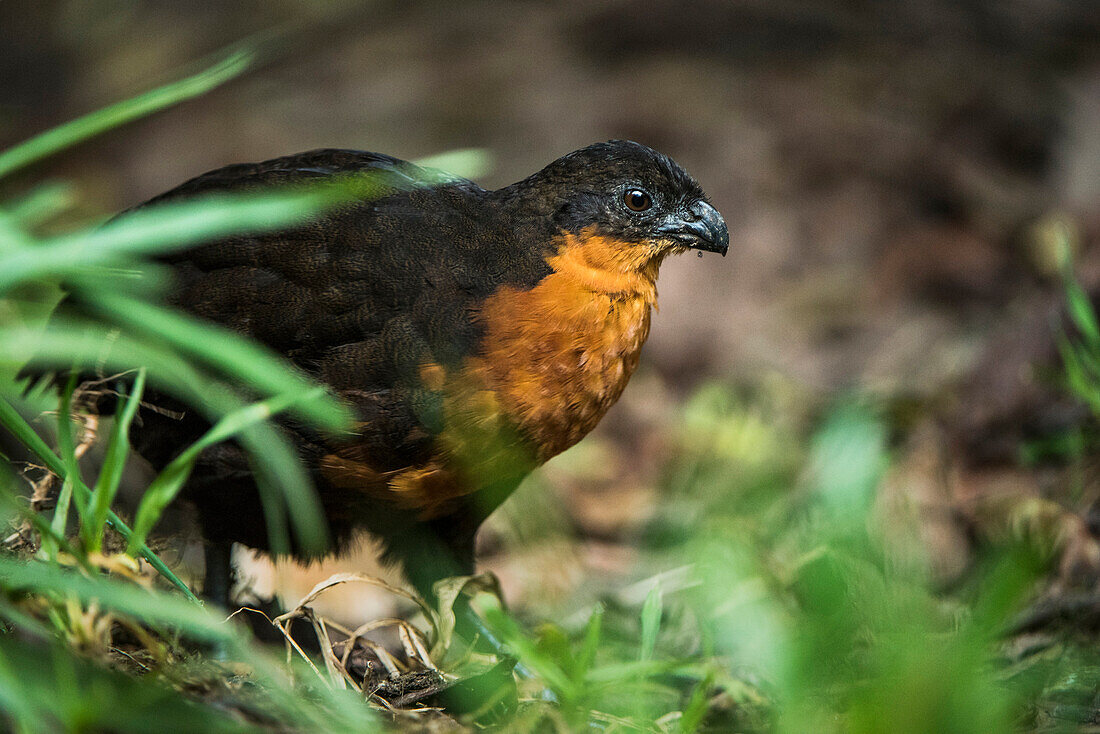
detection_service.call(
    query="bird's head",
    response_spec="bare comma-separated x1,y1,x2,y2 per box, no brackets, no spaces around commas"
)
505,140,728,282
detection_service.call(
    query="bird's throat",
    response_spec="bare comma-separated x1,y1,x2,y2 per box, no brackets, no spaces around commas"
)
547,228,663,302
468,229,657,460
319,230,660,520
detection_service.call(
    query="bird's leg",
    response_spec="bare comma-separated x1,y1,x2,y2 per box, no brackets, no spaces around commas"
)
400,527,494,645
202,540,234,612
416,526,537,679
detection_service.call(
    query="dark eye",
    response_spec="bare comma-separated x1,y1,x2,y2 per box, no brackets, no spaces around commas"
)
624,189,652,212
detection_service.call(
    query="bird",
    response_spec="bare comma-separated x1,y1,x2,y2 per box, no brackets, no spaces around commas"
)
34,140,728,605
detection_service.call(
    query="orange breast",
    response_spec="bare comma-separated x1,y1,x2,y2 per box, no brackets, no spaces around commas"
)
466,230,658,460
321,229,661,518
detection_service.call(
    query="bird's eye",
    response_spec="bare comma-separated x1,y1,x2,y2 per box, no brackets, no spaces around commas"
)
624,189,652,212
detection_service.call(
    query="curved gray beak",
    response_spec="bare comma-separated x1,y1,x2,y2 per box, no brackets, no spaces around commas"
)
657,200,729,256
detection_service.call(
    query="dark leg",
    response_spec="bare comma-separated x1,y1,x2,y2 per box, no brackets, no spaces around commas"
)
410,526,534,676
203,540,234,611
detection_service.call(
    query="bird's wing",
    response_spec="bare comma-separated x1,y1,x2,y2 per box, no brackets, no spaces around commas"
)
145,149,482,361
136,148,448,204
83,151,550,479
27,149,554,528
143,148,552,386
127,150,490,460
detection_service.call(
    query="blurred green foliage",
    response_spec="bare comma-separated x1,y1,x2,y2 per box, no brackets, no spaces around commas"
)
0,48,382,733
0,38,1098,734
467,389,1089,732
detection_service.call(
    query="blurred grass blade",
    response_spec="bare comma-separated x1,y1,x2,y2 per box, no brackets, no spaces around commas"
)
0,209,34,252
7,181,78,226
680,670,716,734
47,475,75,560
1059,335,1100,415
55,373,85,519
241,415,331,558
0,50,252,179
0,471,82,567
0,556,230,643
414,148,493,181
474,594,577,700
4,324,330,556
640,582,663,663
250,456,292,556
575,602,604,682
0,396,199,603
0,189,333,294
128,388,326,553
88,369,146,553
808,402,887,524
3,323,226,417
1066,278,1100,350
0,645,37,732
0,636,248,734
82,290,351,433
585,658,690,684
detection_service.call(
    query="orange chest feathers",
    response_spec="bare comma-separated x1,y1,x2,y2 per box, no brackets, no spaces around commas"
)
467,233,658,460
320,232,659,519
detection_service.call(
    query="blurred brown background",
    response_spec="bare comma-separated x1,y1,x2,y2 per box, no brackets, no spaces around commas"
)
4,0,1100,616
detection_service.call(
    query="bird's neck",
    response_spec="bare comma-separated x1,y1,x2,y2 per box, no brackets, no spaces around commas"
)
548,228,663,305
468,230,661,461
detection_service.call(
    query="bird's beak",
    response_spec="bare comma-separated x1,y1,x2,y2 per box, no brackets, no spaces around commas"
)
657,200,729,256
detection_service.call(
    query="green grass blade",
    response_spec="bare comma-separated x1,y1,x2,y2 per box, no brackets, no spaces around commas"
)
0,396,199,603
585,658,692,685
232,416,329,557
0,50,252,179
0,636,251,734
679,670,716,734
245,439,293,556
1066,277,1100,350
474,594,577,700
574,602,604,682
0,471,83,568
4,324,330,557
47,474,75,560
413,148,493,180
0,208,35,251
0,397,67,478
127,388,326,554
639,582,663,663
0,646,38,732
55,373,86,520
81,291,351,433
0,556,229,642
809,402,887,527
5,323,229,409
1074,338,1100,381
7,181,78,226
1059,336,1100,415
88,368,146,553
0,188,332,293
